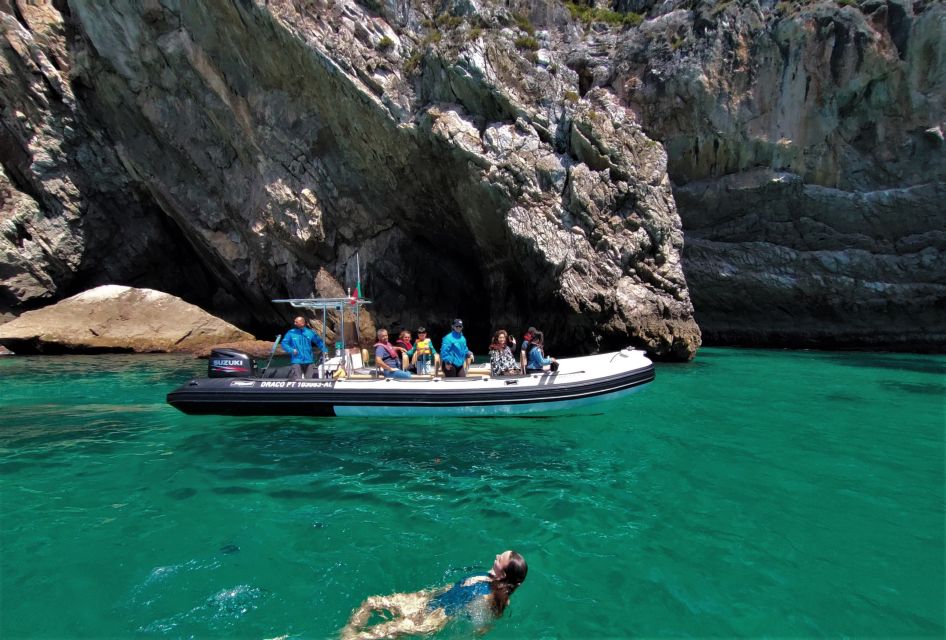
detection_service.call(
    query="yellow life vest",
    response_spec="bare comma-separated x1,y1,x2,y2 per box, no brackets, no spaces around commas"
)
415,338,433,354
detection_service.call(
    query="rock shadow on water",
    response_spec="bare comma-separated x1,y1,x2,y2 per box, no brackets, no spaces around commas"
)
166,487,198,500
878,380,946,396
266,483,397,508
808,351,945,376
210,485,259,495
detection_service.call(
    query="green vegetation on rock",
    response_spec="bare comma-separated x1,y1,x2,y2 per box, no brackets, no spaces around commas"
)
564,2,643,27
515,35,539,51
513,12,536,36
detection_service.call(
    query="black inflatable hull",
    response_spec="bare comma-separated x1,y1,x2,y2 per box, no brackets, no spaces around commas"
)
166,358,655,418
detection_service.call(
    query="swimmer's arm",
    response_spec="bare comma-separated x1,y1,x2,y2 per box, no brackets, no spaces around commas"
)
340,594,402,637
471,596,495,636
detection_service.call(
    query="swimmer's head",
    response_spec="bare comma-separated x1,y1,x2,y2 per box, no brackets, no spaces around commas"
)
487,550,527,616
488,550,527,586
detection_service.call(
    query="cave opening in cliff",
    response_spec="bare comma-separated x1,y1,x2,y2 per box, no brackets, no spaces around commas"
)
357,233,495,352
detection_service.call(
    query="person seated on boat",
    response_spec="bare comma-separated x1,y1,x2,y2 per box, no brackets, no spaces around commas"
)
408,326,439,375
525,331,558,373
440,318,474,377
394,329,413,371
518,326,537,372
340,550,527,640
374,329,412,379
280,315,327,379
488,329,520,376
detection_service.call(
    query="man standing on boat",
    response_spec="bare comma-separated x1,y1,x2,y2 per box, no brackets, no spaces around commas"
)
281,316,327,379
440,318,474,377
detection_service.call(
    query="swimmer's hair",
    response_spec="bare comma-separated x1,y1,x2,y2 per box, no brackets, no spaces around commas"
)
505,551,527,585
490,551,527,616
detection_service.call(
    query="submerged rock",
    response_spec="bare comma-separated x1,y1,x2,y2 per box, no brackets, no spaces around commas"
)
0,285,254,354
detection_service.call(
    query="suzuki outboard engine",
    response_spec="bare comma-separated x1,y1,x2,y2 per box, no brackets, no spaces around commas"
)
208,348,256,378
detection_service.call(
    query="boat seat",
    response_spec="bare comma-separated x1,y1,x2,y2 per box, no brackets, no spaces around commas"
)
339,347,369,370
347,372,379,380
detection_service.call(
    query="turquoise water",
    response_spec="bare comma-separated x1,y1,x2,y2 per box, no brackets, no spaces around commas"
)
0,348,943,638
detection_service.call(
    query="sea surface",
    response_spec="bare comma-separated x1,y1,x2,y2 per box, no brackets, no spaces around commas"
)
0,348,943,639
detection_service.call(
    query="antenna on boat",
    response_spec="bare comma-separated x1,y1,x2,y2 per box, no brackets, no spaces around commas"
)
353,251,362,344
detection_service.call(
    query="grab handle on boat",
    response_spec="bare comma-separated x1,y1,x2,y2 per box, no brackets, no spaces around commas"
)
261,334,282,374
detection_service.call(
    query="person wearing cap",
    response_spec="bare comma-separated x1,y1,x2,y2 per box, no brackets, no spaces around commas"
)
407,326,439,375
525,330,558,373
440,319,474,377
518,326,537,371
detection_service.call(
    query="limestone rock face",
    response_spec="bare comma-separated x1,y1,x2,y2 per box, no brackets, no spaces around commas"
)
0,0,700,359
607,0,945,348
0,285,254,353
3,0,942,357
0,3,227,316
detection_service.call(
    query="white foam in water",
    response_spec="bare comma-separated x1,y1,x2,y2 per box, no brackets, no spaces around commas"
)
206,585,264,618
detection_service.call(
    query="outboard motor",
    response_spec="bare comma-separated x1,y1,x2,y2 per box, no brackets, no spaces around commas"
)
208,348,256,378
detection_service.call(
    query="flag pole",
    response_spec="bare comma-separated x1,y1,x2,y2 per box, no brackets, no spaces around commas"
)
354,251,362,347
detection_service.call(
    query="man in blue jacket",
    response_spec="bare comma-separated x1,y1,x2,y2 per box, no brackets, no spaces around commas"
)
440,318,473,377
281,316,327,379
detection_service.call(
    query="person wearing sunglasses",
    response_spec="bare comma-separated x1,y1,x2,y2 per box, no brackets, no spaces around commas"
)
440,318,473,377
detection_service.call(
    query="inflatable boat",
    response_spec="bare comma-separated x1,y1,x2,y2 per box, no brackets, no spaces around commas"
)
166,347,654,417
165,297,655,417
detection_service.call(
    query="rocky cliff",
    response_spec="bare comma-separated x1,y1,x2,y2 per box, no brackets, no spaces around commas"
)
1,0,943,358
609,0,945,349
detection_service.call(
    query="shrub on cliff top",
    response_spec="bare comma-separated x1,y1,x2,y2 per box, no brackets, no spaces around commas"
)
515,35,539,51
404,50,423,74
564,2,643,27
513,12,536,36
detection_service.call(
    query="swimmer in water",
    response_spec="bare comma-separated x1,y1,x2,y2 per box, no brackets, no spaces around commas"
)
339,550,528,640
